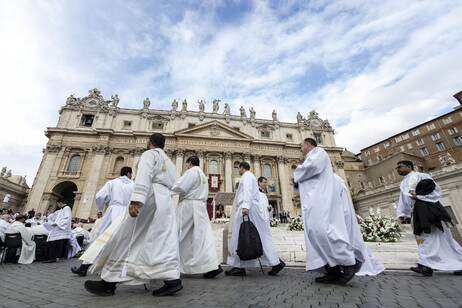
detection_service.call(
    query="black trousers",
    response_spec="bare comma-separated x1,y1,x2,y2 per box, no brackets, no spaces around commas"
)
46,239,69,260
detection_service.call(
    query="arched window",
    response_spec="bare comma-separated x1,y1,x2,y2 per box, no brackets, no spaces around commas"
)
264,164,272,178
209,160,219,174
67,155,81,172
113,157,124,173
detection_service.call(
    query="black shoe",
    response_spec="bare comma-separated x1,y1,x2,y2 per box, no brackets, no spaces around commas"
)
335,259,363,286
454,270,462,276
315,272,343,283
268,260,286,276
84,280,116,296
42,259,56,263
224,267,246,276
203,265,223,279
411,264,433,277
152,280,183,296
71,264,90,277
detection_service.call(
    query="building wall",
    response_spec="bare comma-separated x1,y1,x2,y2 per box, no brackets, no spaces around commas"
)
25,89,345,219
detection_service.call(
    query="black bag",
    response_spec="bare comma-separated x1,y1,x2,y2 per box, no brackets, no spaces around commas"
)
236,216,263,260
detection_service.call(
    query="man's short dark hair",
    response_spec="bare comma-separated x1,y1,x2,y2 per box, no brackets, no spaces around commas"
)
56,198,66,204
239,161,250,170
120,166,132,176
304,138,317,147
25,222,31,227
397,160,414,170
186,156,200,166
16,215,26,222
149,133,166,149
258,176,267,183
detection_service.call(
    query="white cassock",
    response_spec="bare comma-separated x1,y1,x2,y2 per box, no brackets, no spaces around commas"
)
90,148,180,284
258,191,271,224
171,166,219,274
89,217,103,242
5,222,36,264
294,147,361,271
68,235,81,258
95,176,134,239
0,220,10,242
45,205,72,242
398,172,462,270
30,225,49,236
227,171,280,268
334,175,385,276
72,227,91,249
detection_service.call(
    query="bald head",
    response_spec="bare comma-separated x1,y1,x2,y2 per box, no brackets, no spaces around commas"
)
1,214,10,222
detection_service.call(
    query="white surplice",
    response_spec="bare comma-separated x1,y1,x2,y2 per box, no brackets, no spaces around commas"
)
334,175,384,276
258,190,271,224
72,227,90,249
90,148,180,285
171,166,219,274
5,222,36,264
294,147,357,271
46,205,72,242
89,217,102,242
30,225,49,236
227,171,280,268
95,176,134,239
68,235,81,258
398,172,462,270
0,220,10,242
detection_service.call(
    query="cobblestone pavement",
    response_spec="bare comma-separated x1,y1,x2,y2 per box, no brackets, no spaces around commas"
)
2,259,462,308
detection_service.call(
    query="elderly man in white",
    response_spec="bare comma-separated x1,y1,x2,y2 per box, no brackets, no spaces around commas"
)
5,215,35,264
0,214,11,242
42,198,72,263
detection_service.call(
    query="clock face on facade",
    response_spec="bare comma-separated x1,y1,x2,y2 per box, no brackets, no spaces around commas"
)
310,119,321,127
86,99,98,107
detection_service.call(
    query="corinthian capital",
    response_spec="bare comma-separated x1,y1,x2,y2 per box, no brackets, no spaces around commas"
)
224,151,233,159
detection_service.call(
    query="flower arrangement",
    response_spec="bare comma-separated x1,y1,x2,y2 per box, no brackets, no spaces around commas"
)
288,214,304,231
270,217,279,227
357,208,402,242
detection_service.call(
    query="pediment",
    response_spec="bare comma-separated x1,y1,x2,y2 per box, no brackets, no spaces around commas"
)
175,120,253,141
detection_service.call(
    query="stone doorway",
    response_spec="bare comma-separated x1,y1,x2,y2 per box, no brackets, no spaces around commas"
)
48,181,78,212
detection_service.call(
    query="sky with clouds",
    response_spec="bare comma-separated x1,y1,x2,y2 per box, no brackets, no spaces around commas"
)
1,0,462,186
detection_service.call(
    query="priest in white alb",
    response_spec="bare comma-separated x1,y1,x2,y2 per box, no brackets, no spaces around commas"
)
71,167,133,276
226,161,285,276
334,174,385,276
84,133,182,297
396,160,462,276
171,155,223,278
5,215,35,264
257,177,274,224
42,198,72,263
293,138,362,285
89,211,103,242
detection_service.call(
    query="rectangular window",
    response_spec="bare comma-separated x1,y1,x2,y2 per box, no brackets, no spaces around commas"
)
374,146,380,153
431,133,441,141
412,129,420,136
402,133,409,140
427,123,436,130
364,150,370,157
384,142,390,148
377,155,383,161
407,143,412,149
436,142,445,151
188,123,196,128
367,159,372,165
152,122,164,130
416,139,425,146
80,114,94,127
420,147,429,156
395,136,402,142
400,146,405,152
261,131,270,138
286,134,293,141
454,136,462,146
443,117,453,124
448,127,459,135
314,133,322,144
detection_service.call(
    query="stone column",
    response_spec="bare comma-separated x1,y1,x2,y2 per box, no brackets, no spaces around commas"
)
224,151,233,192
197,150,206,171
243,152,251,170
175,149,185,181
131,148,144,179
253,155,261,178
277,156,291,212
26,144,62,214
78,145,110,219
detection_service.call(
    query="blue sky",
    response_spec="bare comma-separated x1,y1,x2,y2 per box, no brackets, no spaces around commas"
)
1,0,462,185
